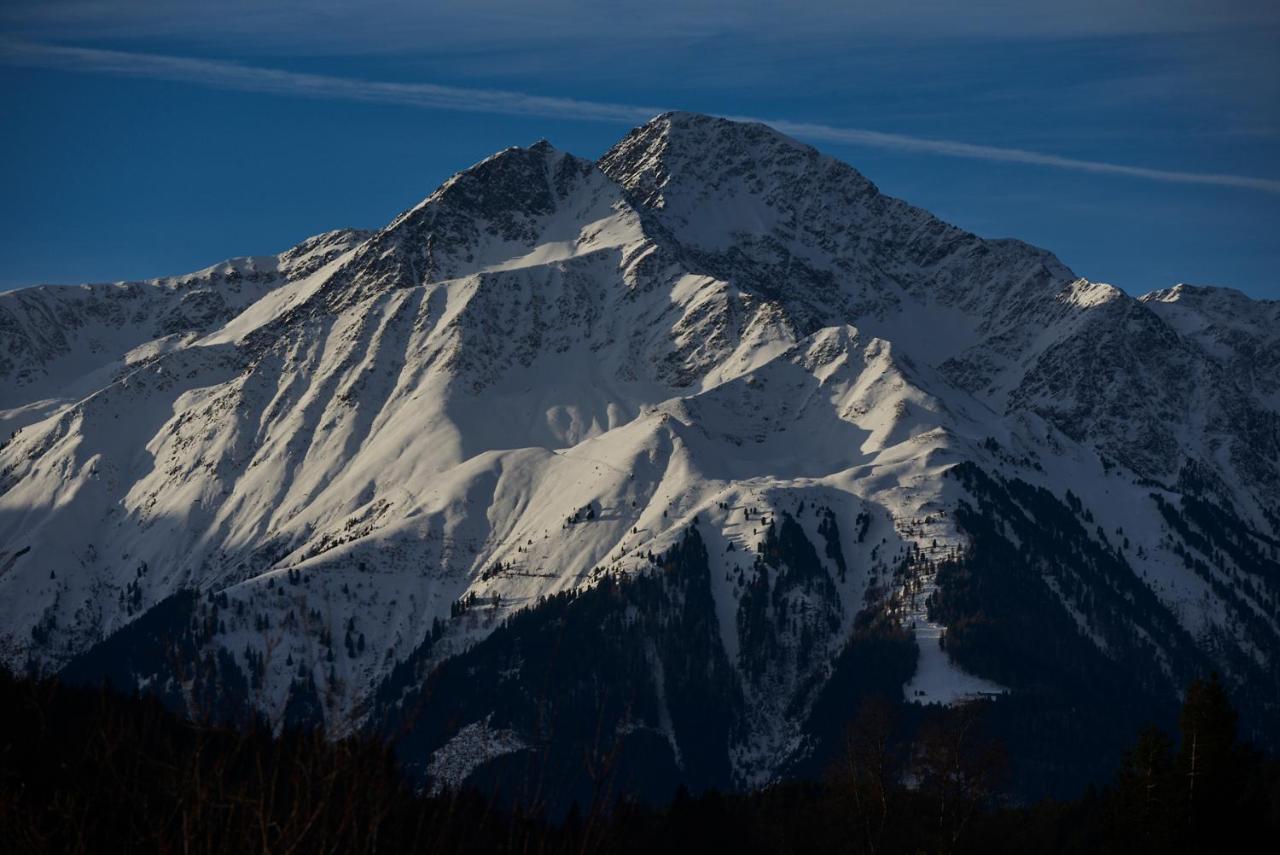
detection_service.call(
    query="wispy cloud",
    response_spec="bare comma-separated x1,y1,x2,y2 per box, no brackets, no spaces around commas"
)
5,39,1279,195
0,40,664,123
750,119,1280,194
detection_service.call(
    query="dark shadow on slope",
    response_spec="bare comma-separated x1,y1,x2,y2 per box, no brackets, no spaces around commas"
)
926,462,1276,799
374,526,743,816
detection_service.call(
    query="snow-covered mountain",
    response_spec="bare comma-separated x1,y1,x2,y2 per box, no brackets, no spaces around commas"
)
2,113,1276,802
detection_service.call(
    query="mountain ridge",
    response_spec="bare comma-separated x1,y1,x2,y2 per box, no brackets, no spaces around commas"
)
1,112,1276,803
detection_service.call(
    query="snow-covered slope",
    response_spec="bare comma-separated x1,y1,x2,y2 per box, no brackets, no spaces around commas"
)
0,229,369,435
2,113,1276,799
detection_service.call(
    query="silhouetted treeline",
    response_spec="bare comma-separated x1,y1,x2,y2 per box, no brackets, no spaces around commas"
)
1,669,1276,853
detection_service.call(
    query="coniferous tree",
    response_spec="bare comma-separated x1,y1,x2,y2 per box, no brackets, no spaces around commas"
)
1110,725,1176,851
1178,674,1238,840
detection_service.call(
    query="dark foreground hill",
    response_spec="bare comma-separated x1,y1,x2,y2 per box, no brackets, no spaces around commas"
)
2,668,1275,854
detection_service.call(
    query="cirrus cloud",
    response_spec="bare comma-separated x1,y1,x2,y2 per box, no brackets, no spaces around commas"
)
3,38,1278,194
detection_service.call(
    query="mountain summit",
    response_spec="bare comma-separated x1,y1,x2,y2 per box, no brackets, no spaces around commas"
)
1,113,1276,802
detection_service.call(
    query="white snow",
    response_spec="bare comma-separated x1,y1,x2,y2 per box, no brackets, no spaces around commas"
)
902,561,1007,705
425,716,526,794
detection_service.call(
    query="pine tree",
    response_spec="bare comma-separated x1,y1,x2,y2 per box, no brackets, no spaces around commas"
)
1178,674,1237,835
1111,726,1176,850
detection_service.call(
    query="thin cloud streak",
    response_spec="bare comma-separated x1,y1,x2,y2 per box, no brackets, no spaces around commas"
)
0,40,664,123
753,119,1280,193
5,40,1279,195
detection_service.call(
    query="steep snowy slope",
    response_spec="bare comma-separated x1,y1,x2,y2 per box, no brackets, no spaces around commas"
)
0,229,369,435
2,112,1276,803
1142,284,1280,441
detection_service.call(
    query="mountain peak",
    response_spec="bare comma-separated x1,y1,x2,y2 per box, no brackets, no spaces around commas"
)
379,140,576,229
640,110,810,145
597,111,881,257
380,139,593,247
599,111,863,207
423,140,572,212
1141,282,1263,307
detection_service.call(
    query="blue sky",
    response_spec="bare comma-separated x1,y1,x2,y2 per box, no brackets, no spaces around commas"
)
2,1,1278,298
